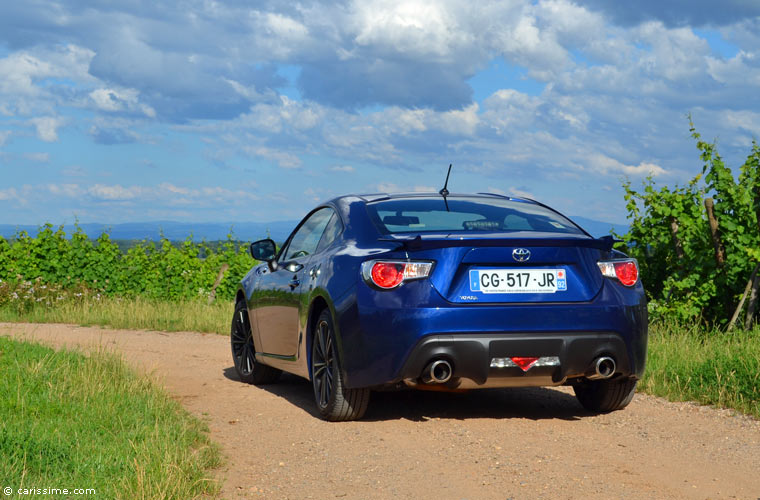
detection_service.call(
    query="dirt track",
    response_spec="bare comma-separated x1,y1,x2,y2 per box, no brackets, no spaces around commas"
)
2,322,759,500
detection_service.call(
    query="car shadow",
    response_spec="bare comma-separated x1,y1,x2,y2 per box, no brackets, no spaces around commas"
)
222,367,592,422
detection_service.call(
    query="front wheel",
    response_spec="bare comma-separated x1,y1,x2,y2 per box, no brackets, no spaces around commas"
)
311,309,370,421
231,300,281,385
573,377,637,413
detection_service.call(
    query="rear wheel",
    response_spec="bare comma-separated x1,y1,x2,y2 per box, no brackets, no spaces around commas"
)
573,377,637,413
311,309,370,421
231,300,281,385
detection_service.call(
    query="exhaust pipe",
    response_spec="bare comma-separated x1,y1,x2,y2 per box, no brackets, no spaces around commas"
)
587,356,616,380
421,359,453,384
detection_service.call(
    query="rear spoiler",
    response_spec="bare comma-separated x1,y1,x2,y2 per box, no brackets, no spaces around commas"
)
379,234,620,252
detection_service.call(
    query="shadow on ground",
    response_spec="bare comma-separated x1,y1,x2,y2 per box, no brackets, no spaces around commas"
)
223,366,591,422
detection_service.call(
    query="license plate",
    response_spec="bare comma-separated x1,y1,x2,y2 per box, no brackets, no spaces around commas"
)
469,269,567,294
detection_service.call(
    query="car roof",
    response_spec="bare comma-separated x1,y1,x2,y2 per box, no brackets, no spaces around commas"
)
334,192,538,205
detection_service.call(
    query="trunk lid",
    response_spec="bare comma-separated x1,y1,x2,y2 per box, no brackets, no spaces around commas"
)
388,232,606,304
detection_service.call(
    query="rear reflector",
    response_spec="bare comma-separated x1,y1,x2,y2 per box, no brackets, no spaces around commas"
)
361,260,434,290
490,356,560,371
597,259,639,287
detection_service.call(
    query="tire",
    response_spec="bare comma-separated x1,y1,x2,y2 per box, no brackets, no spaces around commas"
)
311,309,370,421
573,377,637,413
231,300,281,385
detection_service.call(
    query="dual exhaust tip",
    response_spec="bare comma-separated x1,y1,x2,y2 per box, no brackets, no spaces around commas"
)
421,356,615,384
421,359,453,384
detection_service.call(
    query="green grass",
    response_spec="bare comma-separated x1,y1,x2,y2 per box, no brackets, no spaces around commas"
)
0,296,231,335
641,322,760,418
0,337,222,499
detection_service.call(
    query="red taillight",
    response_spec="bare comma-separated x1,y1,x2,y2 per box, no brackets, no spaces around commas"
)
370,262,405,289
597,259,639,287
362,260,434,289
614,261,638,287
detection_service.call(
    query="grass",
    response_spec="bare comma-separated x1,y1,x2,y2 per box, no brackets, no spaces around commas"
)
0,336,222,499
0,296,231,335
641,322,760,419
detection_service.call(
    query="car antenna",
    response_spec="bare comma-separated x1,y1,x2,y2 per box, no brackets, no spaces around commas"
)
439,163,452,211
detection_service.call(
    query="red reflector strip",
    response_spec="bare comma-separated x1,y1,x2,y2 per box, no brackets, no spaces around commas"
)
490,356,560,371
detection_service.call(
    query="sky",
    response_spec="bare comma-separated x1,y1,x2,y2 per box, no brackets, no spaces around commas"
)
1,0,759,226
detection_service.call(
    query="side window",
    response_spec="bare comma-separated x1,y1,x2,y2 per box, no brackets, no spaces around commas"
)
281,208,334,261
316,213,343,254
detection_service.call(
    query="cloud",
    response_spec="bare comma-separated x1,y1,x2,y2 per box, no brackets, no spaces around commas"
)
23,152,50,162
329,165,355,172
0,187,19,201
30,116,63,142
576,0,760,27
587,154,666,177
39,182,259,207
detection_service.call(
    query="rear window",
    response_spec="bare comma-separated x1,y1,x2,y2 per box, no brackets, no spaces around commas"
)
365,197,585,235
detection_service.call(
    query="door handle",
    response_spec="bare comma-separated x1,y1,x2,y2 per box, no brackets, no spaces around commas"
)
285,262,304,273
289,278,301,290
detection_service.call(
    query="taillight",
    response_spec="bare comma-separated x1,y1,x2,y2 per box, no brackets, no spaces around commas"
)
361,260,434,289
597,259,639,287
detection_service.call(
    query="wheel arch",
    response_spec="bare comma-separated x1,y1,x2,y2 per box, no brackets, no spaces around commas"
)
305,293,336,380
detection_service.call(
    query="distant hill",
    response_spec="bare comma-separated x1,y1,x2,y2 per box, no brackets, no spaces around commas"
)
0,216,629,242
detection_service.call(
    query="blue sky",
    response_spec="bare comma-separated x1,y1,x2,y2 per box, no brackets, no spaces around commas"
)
1,1,759,225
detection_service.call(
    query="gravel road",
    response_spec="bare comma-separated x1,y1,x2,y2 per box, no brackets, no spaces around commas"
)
2,322,759,500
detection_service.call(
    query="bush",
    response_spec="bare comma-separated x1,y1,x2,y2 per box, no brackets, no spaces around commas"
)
0,225,255,302
621,121,760,326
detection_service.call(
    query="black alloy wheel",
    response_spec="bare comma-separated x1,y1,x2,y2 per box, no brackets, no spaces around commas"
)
231,300,281,385
311,309,369,421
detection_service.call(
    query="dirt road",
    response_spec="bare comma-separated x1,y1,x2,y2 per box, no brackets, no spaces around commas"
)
2,322,759,500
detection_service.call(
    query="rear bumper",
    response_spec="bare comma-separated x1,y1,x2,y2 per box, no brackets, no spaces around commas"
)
398,332,635,389
334,278,648,389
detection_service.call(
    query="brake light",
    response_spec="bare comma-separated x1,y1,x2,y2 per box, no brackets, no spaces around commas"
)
361,260,434,289
371,262,404,289
597,259,639,287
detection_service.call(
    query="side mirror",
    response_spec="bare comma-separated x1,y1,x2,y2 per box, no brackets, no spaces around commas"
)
250,238,277,262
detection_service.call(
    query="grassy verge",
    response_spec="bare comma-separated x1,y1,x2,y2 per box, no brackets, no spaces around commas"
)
0,336,222,499
0,296,231,335
641,322,760,418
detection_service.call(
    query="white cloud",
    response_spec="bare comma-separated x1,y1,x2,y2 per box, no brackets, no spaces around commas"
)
329,165,355,172
0,187,19,201
30,116,63,142
587,154,666,177
23,152,49,162
242,146,302,169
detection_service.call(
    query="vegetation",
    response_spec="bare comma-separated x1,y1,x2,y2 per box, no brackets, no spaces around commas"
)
642,322,759,418
0,336,221,499
0,225,255,302
621,121,760,326
0,292,230,334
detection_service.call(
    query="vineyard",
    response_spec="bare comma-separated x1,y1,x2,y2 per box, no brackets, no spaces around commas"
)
0,226,254,314
621,122,760,328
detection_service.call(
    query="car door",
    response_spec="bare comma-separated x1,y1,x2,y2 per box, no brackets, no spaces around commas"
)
255,207,335,356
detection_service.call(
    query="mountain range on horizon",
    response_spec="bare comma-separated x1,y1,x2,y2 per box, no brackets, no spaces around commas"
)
0,216,629,243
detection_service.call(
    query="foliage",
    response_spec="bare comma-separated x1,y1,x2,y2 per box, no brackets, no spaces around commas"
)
0,225,255,302
0,295,231,335
641,321,760,418
621,122,760,325
0,336,221,499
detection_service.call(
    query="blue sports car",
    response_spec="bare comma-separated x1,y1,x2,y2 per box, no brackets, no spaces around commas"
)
231,193,647,421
